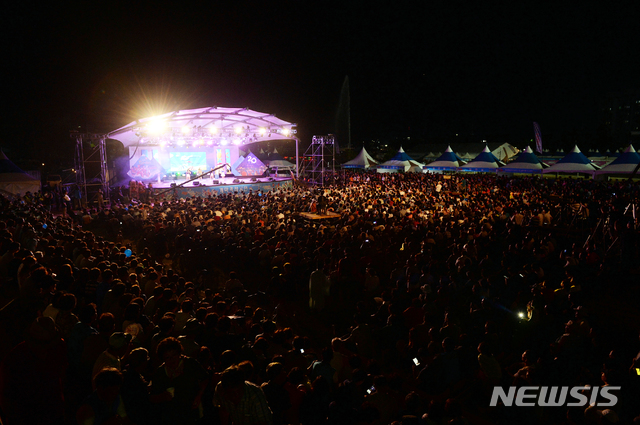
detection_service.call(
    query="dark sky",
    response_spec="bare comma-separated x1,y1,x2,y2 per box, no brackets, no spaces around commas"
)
2,0,640,168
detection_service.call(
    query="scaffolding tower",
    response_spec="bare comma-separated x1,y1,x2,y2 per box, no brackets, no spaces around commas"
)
72,132,110,208
302,135,336,186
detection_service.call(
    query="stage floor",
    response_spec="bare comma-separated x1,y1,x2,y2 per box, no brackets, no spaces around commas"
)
150,176,293,198
298,211,341,220
151,175,291,189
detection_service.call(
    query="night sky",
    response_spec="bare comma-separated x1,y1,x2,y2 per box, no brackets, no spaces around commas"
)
3,0,640,169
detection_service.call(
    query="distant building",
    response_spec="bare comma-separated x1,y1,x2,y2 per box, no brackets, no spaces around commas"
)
601,91,640,146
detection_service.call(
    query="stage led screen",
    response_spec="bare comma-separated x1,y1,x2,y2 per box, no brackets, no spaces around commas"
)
169,152,207,172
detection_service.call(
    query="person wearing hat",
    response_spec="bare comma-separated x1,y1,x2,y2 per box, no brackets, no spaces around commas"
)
92,332,132,384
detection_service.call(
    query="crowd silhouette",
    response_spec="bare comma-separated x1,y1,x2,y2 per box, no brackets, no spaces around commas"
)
1,171,639,425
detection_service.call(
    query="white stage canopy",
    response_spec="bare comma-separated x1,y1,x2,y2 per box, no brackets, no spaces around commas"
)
107,107,297,148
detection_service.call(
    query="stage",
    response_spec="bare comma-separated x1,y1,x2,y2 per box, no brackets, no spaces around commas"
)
150,175,293,199
298,211,341,220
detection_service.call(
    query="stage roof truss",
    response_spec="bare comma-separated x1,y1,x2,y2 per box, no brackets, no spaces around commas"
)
108,107,297,148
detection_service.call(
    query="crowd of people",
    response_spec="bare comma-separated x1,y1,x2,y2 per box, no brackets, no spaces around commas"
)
1,170,640,425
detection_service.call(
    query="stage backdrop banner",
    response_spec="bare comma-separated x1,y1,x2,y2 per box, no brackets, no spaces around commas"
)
235,153,267,176
128,149,165,180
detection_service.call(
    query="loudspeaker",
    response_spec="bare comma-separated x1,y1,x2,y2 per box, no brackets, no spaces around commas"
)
170,183,176,188
225,173,235,178
268,178,275,181
212,180,220,185
250,178,257,182
232,179,240,184
193,181,200,186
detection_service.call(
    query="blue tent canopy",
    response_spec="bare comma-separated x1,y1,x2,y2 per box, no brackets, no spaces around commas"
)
595,144,640,175
459,145,503,171
425,146,466,170
543,145,599,174
499,146,547,173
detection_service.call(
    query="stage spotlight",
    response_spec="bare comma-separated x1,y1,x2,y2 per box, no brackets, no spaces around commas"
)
160,141,167,148
177,139,185,146
234,126,242,134
207,140,214,145
259,127,267,135
147,119,165,134
282,128,290,136
182,125,191,134
199,139,204,145
233,139,242,145
220,139,229,145
210,126,218,134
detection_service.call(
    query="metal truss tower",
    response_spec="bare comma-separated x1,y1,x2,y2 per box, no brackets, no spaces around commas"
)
72,132,110,208
302,135,336,186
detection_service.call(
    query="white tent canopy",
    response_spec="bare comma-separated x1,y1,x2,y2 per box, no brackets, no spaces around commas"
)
491,143,520,163
342,147,378,169
265,148,296,170
0,151,41,196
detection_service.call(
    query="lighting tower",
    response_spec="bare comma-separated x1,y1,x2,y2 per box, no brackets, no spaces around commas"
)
303,135,336,186
71,132,110,208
